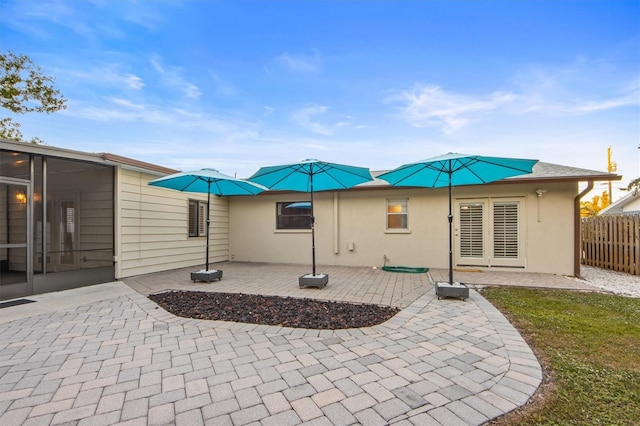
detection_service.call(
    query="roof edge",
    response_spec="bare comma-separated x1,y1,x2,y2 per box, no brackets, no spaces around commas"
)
496,174,622,184
100,153,178,176
1,139,178,176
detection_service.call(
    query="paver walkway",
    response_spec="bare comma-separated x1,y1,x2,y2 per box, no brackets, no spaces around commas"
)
123,261,597,308
0,262,591,425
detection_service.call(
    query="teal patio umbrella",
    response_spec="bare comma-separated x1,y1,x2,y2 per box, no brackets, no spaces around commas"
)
378,153,538,285
248,159,373,278
148,168,266,272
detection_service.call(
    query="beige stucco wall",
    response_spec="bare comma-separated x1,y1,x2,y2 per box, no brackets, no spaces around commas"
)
520,182,576,273
116,168,229,278
229,181,578,275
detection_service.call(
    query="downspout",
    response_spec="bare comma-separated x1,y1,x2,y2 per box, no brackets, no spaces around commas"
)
574,181,594,278
333,192,339,254
113,166,121,279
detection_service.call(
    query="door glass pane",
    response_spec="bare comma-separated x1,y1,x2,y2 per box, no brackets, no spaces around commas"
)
493,202,519,258
33,156,43,273
2,184,27,244
459,203,484,258
0,151,30,179
0,182,28,286
1,248,27,285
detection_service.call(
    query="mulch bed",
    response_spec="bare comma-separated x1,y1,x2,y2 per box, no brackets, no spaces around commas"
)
148,290,400,330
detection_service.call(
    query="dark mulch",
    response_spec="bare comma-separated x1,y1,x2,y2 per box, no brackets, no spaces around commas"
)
148,290,401,330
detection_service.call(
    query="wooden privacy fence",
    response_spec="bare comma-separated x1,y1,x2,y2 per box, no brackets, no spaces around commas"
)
581,215,640,275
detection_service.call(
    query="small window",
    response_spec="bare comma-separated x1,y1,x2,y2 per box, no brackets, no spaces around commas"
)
276,201,311,230
60,201,76,265
387,198,408,229
188,200,208,237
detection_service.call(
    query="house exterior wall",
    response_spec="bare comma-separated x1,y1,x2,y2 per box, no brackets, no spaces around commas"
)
622,196,640,214
116,168,229,278
229,181,577,275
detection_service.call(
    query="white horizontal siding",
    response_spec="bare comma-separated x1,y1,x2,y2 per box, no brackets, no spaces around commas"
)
117,169,229,278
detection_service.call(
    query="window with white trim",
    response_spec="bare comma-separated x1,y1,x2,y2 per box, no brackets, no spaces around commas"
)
387,198,408,229
188,199,208,237
276,201,312,230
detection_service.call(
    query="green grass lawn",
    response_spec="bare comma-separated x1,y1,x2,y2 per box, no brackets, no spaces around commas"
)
481,288,640,425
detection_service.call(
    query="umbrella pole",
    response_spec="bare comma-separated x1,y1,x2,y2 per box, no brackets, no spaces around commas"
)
206,185,211,271
310,173,316,276
448,174,454,285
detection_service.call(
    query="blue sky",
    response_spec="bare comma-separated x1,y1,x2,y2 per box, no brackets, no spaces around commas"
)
1,0,639,195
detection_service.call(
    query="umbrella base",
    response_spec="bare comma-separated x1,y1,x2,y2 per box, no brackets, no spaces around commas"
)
299,274,328,289
191,270,223,283
435,282,469,301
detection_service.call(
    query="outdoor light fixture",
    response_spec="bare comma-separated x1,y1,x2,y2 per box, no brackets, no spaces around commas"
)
15,192,26,204
536,189,546,222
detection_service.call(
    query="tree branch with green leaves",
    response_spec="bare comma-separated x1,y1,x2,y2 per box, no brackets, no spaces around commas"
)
0,51,67,143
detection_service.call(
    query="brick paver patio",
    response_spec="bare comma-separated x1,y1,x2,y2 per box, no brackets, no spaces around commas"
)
0,263,599,425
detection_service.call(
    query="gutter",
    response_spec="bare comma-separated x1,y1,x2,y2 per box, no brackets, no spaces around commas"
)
100,153,179,176
574,181,594,278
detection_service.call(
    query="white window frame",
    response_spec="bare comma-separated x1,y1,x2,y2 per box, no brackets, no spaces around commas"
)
188,199,208,238
386,198,410,233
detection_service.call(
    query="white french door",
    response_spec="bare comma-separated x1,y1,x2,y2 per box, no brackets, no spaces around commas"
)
455,197,526,268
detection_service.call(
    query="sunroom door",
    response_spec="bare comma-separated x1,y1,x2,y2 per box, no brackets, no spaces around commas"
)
0,178,32,300
455,198,525,269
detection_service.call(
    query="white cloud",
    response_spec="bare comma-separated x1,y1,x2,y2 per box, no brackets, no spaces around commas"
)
209,72,235,96
387,85,517,133
290,105,358,136
562,94,639,114
291,105,333,135
263,106,275,116
124,74,144,90
277,50,322,73
183,82,202,99
510,62,640,115
290,105,356,136
150,55,202,99
68,66,144,91
0,0,129,41
389,69,640,133
65,97,247,136
120,3,166,32
107,97,144,109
